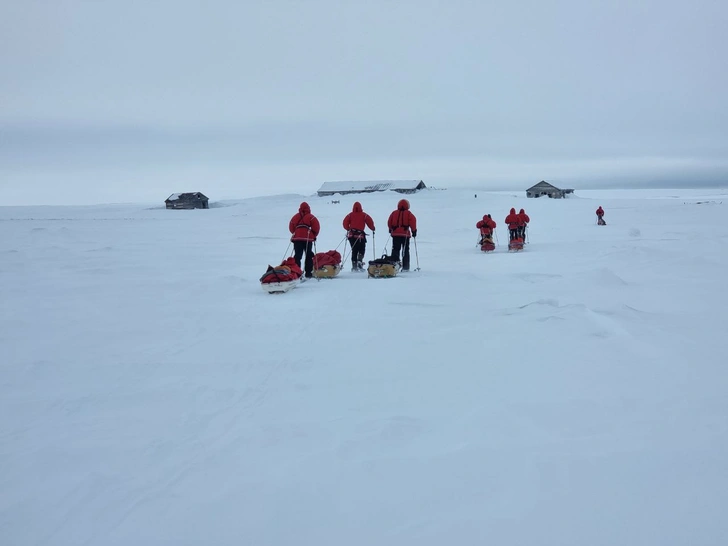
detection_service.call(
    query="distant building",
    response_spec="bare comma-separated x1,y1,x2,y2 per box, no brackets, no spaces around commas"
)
165,192,209,209
317,180,426,197
526,181,574,199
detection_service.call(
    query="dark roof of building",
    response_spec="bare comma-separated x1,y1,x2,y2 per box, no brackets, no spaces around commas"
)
527,181,562,191
166,192,209,201
318,180,425,193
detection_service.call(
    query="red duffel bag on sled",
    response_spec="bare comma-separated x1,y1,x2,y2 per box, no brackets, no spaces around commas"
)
479,235,496,252
260,257,303,293
508,237,524,252
312,250,342,279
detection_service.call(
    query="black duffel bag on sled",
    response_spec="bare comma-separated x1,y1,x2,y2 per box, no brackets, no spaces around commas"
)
367,255,402,278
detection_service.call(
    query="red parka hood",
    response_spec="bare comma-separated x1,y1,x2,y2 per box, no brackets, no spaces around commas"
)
397,199,410,211
510,207,516,214
519,209,525,214
352,201,363,213
299,202,311,214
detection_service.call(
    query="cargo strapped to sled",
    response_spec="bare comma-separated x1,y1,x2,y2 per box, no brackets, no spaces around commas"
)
369,256,399,266
367,255,401,278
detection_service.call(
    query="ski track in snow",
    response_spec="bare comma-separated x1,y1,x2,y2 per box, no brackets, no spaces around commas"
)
1,188,728,545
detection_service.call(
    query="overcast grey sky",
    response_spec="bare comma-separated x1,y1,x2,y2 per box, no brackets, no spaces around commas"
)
1,0,727,204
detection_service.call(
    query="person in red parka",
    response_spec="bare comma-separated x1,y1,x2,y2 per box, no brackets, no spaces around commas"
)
505,207,522,241
387,199,417,271
596,206,606,225
342,201,376,271
289,201,320,278
476,214,496,244
517,208,530,241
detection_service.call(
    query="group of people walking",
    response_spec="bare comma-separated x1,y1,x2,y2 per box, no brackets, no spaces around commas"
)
288,200,608,276
475,208,530,247
505,208,531,242
476,206,607,246
288,199,417,277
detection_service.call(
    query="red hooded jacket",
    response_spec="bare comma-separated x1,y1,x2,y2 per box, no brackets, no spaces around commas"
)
289,202,320,242
505,208,522,229
596,206,604,217
476,215,496,235
518,209,530,225
342,202,375,239
387,199,417,238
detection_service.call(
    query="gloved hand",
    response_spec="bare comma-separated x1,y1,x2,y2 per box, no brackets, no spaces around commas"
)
412,230,417,238
389,228,392,234
372,230,375,234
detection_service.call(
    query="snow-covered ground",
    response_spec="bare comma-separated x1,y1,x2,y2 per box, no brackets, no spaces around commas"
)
2,187,728,545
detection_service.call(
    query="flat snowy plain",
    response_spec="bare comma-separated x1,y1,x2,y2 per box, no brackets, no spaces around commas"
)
2,187,728,545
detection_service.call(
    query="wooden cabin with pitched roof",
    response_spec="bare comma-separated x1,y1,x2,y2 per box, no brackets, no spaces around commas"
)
526,181,574,199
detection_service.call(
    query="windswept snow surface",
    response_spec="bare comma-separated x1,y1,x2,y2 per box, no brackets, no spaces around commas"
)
2,188,728,545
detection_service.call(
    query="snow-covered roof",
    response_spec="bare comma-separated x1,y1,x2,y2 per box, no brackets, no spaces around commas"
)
318,180,424,193
167,193,182,201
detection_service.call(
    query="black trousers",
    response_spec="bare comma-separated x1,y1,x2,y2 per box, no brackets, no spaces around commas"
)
509,228,519,241
293,241,314,277
517,226,526,240
391,236,411,270
348,237,366,265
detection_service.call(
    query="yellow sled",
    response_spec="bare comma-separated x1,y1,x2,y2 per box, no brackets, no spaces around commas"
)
312,264,342,279
367,257,401,278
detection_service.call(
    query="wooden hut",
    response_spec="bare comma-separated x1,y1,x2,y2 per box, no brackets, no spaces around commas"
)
526,181,574,199
165,192,210,209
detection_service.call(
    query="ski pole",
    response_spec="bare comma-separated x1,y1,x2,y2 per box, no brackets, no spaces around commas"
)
312,238,319,281
303,228,312,278
372,231,376,259
413,236,420,271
